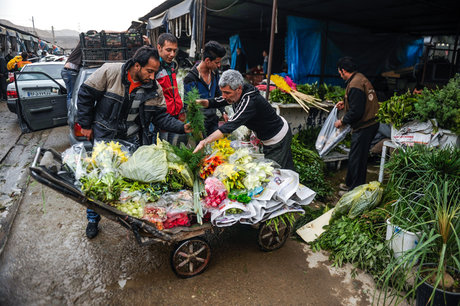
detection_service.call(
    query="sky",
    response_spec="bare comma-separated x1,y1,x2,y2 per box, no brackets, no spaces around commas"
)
0,0,166,32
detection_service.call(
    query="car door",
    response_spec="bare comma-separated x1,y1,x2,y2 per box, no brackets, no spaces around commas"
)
15,71,68,132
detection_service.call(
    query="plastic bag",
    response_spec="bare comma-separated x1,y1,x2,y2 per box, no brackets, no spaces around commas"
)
348,181,383,219
315,106,351,157
204,177,228,207
331,181,383,222
62,143,89,180
119,144,168,182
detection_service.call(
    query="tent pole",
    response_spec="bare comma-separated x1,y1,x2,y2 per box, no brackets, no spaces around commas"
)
202,0,207,60
265,0,277,101
320,21,329,85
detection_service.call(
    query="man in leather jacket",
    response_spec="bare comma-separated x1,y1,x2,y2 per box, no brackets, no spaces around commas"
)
76,46,191,238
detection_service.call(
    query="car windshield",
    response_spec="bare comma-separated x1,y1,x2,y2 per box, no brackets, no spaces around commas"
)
17,64,64,81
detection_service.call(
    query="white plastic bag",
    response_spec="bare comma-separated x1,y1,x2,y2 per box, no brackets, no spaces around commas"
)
315,106,351,157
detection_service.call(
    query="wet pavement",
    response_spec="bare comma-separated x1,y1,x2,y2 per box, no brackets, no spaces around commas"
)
0,101,390,305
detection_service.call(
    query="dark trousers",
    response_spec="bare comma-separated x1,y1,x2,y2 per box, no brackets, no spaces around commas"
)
346,123,379,189
0,76,7,100
262,128,295,170
61,68,78,112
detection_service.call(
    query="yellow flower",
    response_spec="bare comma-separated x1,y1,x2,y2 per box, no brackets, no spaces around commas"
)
270,75,292,93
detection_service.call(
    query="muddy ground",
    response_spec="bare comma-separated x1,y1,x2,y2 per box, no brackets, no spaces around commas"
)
0,101,391,305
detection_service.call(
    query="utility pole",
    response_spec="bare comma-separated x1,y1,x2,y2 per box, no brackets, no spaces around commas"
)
51,26,56,44
31,16,36,35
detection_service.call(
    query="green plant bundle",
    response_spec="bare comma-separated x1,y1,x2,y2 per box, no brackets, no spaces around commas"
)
184,87,205,142
171,143,205,177
414,74,460,134
311,211,392,280
385,145,460,198
377,182,460,305
291,137,332,200
270,88,296,104
377,91,418,129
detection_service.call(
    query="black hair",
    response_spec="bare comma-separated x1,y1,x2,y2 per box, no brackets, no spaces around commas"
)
203,41,226,61
21,52,28,59
132,46,160,66
337,56,357,73
158,33,177,47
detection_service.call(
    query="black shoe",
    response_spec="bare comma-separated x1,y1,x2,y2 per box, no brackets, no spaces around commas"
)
86,222,99,239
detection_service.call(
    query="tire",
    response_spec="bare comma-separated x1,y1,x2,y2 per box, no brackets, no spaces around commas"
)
170,237,211,278
257,221,291,252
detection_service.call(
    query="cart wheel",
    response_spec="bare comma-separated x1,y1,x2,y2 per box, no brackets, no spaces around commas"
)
257,221,291,252
170,237,211,278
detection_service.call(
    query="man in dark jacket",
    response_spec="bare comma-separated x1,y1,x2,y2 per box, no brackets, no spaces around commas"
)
184,41,228,137
334,57,379,192
235,48,247,74
61,41,82,112
77,46,191,239
193,70,294,170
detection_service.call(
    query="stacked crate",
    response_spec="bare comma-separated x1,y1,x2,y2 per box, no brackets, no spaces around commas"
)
81,32,144,67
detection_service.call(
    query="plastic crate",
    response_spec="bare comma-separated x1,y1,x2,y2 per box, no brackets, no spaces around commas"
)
83,49,105,60
105,33,123,48
80,32,104,49
124,33,143,49
106,48,125,61
125,48,137,59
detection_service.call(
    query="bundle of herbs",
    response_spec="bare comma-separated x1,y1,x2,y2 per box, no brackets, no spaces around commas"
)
291,137,332,200
377,91,418,129
184,87,205,142
414,74,460,134
311,208,392,280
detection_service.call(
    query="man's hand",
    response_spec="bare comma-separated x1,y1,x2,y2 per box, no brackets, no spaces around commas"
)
336,101,344,110
334,119,343,128
193,139,207,153
81,128,93,141
184,123,192,133
222,113,229,122
196,99,209,108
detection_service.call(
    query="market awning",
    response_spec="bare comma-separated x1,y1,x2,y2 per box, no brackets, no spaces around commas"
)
167,0,193,20
147,11,168,30
6,29,16,36
30,36,38,43
16,32,24,40
0,26,6,35
22,34,31,41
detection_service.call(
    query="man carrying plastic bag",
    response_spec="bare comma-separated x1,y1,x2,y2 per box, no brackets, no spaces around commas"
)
315,105,351,157
334,57,379,193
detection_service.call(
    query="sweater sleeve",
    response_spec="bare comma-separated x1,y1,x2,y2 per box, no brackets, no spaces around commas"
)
146,105,186,134
342,87,366,125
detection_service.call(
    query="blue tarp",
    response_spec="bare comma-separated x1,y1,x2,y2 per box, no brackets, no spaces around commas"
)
285,16,424,86
229,34,244,70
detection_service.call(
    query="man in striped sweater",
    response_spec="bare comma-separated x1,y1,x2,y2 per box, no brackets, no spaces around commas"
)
193,69,294,170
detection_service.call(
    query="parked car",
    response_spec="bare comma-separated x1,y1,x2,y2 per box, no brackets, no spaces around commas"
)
6,62,68,133
7,62,65,113
68,67,97,149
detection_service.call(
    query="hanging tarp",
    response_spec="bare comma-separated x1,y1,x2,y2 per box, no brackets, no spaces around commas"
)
286,16,424,85
147,11,168,30
229,34,244,70
22,34,31,41
167,0,193,20
0,26,6,35
30,36,38,43
6,29,16,36
285,17,323,84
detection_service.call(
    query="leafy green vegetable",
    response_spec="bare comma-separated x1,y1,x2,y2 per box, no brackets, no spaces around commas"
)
184,87,205,142
377,91,417,129
311,213,392,280
414,74,460,134
291,137,332,200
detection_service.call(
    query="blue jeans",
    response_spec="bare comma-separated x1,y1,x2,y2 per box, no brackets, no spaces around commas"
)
60,68,78,112
86,209,100,223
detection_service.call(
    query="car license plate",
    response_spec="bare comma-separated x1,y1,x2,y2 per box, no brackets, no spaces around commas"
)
26,89,53,97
